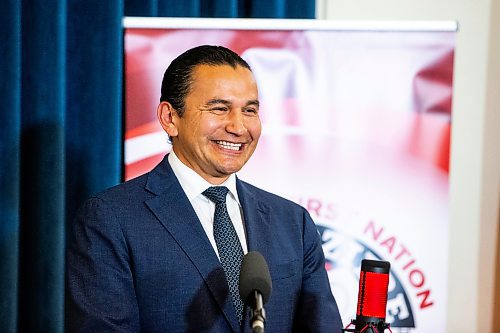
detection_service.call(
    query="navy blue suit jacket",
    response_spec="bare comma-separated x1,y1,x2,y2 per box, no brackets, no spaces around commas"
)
66,156,342,332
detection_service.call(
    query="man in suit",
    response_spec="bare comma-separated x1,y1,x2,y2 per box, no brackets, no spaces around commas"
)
66,45,343,332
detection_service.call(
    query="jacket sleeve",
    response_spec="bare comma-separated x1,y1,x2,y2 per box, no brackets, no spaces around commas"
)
65,197,140,332
292,208,343,333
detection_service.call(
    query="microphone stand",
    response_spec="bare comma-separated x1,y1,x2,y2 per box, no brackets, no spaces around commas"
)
342,319,392,333
251,290,266,333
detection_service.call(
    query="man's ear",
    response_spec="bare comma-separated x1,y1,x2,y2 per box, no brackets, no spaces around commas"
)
157,101,179,137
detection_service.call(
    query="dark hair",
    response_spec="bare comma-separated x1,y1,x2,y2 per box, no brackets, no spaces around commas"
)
160,45,252,116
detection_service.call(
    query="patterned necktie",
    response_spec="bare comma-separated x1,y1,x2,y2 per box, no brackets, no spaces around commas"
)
202,186,244,323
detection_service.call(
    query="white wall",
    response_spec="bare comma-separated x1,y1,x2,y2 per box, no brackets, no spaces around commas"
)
316,1,500,332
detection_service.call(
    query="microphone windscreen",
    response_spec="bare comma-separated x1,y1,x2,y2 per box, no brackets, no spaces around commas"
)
239,251,272,305
356,259,390,324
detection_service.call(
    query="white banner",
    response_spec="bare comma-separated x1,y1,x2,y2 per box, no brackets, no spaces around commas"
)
124,18,456,332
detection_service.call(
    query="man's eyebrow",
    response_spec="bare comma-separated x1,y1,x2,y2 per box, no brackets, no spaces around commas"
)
204,98,231,107
246,100,260,108
203,98,260,108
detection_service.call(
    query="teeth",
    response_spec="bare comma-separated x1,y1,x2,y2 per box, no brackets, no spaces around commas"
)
216,140,242,151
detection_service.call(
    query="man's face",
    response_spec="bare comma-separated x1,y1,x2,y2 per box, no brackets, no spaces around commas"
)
161,64,261,184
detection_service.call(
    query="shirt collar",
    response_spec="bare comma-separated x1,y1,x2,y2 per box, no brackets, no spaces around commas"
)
167,150,240,204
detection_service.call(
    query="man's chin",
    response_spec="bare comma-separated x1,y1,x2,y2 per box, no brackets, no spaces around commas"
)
215,164,245,177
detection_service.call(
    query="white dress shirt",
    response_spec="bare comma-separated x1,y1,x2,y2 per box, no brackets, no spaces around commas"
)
167,151,248,259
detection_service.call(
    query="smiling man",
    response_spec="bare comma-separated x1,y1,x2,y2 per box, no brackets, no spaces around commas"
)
66,45,343,332
157,62,261,184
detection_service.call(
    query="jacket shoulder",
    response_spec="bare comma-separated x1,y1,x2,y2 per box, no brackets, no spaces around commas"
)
90,172,150,204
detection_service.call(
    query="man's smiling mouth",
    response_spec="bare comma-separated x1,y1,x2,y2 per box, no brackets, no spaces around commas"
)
215,140,242,151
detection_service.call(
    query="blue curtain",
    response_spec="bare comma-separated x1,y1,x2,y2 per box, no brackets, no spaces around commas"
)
0,0,314,331
124,0,314,17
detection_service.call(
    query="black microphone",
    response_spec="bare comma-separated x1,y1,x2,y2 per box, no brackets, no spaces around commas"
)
239,251,272,333
343,259,391,333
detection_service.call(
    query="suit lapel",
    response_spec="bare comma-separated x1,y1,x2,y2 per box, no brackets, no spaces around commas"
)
236,179,274,267
144,156,241,332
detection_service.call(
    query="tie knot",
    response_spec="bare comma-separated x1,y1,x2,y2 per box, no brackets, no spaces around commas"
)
202,186,229,204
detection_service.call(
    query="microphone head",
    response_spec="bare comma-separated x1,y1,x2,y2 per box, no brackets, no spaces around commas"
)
355,259,391,328
239,251,272,306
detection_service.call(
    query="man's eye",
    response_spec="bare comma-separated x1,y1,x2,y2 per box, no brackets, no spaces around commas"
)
243,108,258,115
210,107,228,114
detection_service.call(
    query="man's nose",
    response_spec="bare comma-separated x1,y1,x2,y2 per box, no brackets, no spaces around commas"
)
226,110,246,135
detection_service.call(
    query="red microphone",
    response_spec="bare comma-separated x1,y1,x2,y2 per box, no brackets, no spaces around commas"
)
343,259,392,333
